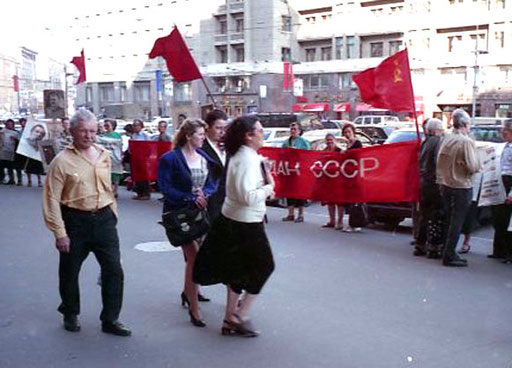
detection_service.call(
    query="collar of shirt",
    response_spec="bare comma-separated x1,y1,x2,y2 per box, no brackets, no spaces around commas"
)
206,136,226,166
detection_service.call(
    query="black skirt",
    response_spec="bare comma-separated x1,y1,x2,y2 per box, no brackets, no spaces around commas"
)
25,158,44,175
193,214,274,295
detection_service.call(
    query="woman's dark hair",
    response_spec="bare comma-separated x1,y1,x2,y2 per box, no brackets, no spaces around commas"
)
204,109,228,128
133,119,144,128
224,115,259,156
174,119,206,148
105,119,117,131
124,123,134,134
342,123,356,135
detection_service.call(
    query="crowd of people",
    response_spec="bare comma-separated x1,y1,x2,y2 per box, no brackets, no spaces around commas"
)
3,105,510,339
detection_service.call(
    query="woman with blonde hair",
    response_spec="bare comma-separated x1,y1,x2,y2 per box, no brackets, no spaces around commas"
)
158,119,219,327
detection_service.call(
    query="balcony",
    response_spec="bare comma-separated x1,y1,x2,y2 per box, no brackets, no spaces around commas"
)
230,33,245,43
214,34,228,44
229,1,244,13
214,4,227,15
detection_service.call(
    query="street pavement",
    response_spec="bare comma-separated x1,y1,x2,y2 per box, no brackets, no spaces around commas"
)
1,184,511,368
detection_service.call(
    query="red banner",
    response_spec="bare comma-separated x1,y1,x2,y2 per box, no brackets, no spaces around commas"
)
259,142,420,203
129,141,172,182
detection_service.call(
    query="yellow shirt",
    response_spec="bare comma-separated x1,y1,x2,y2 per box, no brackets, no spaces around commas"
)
42,144,117,238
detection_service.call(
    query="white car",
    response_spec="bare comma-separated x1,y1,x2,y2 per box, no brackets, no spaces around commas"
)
263,128,290,142
353,115,400,125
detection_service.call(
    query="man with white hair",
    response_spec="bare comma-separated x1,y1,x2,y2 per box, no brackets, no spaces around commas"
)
436,109,481,267
42,109,131,336
414,118,444,258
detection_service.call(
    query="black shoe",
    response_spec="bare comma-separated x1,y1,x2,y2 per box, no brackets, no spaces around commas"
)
181,292,190,308
198,293,210,302
189,311,206,327
231,314,259,337
413,248,426,256
442,259,468,267
101,321,132,336
63,314,81,332
427,251,441,259
502,259,512,264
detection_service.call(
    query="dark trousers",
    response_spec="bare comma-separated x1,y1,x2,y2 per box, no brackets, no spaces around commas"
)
59,206,124,322
135,181,150,197
416,182,443,251
0,160,14,183
491,175,512,258
440,185,472,262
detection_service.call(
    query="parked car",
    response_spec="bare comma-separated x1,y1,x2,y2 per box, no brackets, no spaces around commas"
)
470,124,504,144
257,112,321,130
307,132,374,151
353,115,400,125
366,127,423,227
263,127,290,142
356,125,397,144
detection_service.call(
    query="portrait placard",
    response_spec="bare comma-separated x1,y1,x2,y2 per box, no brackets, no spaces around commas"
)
44,89,65,119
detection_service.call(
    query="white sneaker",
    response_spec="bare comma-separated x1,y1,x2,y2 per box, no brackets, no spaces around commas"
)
354,227,362,232
342,226,353,233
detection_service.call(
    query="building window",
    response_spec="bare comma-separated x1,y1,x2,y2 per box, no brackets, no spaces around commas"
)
370,42,383,57
175,83,192,102
234,46,245,62
120,85,127,102
134,83,150,102
470,33,486,51
389,40,402,55
282,16,292,32
339,73,353,89
496,31,505,48
235,18,244,33
500,66,512,84
281,47,291,61
218,19,227,34
308,74,329,90
335,37,344,59
305,48,316,62
214,77,227,93
321,47,332,61
100,83,114,102
440,67,467,85
305,16,316,24
496,0,506,9
86,86,93,103
216,46,227,63
346,36,356,59
448,35,462,52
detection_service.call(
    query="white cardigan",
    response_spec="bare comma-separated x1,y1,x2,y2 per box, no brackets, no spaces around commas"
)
222,145,275,223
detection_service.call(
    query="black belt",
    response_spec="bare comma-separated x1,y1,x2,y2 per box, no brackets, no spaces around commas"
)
61,205,111,216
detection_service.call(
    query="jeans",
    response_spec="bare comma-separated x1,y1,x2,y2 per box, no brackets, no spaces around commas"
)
58,206,124,322
440,185,472,261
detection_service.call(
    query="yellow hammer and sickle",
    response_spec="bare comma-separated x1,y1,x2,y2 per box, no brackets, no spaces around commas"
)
393,59,403,83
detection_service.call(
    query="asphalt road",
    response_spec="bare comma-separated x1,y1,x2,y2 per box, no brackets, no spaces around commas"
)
0,184,511,368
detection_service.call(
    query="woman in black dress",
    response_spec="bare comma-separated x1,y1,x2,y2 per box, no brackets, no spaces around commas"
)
341,123,363,232
194,115,275,337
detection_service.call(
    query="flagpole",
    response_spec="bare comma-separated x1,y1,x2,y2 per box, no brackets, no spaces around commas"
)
200,76,217,108
405,48,421,142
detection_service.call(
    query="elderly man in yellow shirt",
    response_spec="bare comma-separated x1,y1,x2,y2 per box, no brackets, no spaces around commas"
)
42,110,131,336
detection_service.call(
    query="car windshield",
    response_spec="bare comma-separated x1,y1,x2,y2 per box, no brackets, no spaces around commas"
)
385,130,423,144
263,130,272,140
470,126,504,143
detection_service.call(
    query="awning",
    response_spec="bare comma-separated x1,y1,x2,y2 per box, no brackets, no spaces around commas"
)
356,103,387,112
333,102,351,113
295,96,308,103
302,103,329,112
292,103,305,112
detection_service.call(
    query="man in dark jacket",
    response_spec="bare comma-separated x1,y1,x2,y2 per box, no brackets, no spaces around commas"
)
414,118,444,258
202,109,228,220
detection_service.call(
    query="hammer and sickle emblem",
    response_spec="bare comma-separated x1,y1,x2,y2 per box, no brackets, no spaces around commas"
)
393,59,403,83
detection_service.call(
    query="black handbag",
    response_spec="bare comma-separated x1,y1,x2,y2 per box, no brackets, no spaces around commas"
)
348,203,369,228
159,206,211,246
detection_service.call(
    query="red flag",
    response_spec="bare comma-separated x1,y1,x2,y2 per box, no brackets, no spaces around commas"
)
129,141,173,182
12,75,19,92
352,49,414,111
149,27,202,83
283,61,294,91
71,49,87,84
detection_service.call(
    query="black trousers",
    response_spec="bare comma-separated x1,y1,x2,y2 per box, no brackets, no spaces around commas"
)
416,182,443,251
440,185,472,262
0,160,14,183
59,206,124,322
134,181,150,197
491,175,512,258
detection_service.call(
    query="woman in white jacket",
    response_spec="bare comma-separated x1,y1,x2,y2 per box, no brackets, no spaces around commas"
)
193,115,275,337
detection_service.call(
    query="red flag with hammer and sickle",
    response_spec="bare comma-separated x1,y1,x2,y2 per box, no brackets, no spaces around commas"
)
352,49,415,112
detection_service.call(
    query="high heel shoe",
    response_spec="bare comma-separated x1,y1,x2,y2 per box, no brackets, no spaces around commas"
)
231,313,259,337
189,311,206,327
198,293,210,302
180,292,190,308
